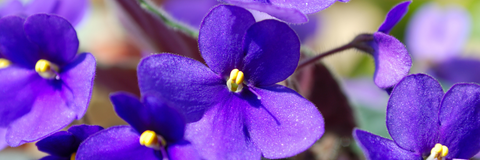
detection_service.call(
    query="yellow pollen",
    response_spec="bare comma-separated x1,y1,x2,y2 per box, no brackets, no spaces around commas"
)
0,58,11,69
426,143,448,160
139,130,166,150
35,59,59,79
70,152,76,160
227,69,244,92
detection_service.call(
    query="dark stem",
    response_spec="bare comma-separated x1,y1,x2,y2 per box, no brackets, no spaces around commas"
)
297,43,354,71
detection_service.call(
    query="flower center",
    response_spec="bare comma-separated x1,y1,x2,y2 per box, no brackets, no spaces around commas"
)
426,143,448,160
0,58,11,69
227,69,244,92
35,59,59,79
70,152,76,160
139,130,166,150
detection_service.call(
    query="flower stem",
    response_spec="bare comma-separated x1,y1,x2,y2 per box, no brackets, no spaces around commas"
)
138,0,199,38
297,43,354,71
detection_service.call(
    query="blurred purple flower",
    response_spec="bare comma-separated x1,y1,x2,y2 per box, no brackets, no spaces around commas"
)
36,125,104,160
406,3,470,63
163,0,218,28
0,14,96,147
220,0,347,23
356,1,411,91
355,74,480,160
137,5,324,159
406,3,479,85
76,93,200,160
163,0,319,43
0,0,89,26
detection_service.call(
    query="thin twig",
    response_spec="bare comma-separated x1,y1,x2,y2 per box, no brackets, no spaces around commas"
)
297,43,354,71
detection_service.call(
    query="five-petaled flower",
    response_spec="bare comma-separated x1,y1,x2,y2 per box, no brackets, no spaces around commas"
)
0,14,96,149
355,73,480,160
137,5,324,159
76,92,200,160
36,125,104,160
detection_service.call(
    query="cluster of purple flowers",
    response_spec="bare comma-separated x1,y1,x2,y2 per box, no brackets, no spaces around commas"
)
1,0,480,160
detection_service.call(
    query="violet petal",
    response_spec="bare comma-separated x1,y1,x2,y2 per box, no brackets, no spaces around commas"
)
386,74,443,154
50,0,89,26
429,58,480,84
370,32,411,89
0,67,39,127
406,3,470,62
289,14,318,43
247,85,324,158
221,1,308,23
23,0,57,16
163,0,218,29
354,129,421,159
110,92,152,134
6,53,95,147
76,126,159,160
184,94,261,160
24,14,78,66
0,15,39,68
137,54,226,123
36,131,76,157
58,53,96,118
242,20,300,86
378,1,411,34
199,5,255,77
40,156,68,160
68,124,104,144
0,0,24,17
167,140,201,160
439,83,480,159
221,0,336,15
143,94,186,143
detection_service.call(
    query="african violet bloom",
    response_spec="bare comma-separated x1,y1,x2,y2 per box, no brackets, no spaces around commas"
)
406,3,470,63
219,0,348,23
0,14,96,148
138,5,324,159
36,125,104,160
354,73,480,160
405,3,479,85
0,0,90,26
355,1,411,91
76,92,199,160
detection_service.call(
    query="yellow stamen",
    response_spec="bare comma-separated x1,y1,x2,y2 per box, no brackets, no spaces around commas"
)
0,58,11,69
426,143,448,160
70,152,76,160
227,69,244,92
139,130,166,150
35,59,59,79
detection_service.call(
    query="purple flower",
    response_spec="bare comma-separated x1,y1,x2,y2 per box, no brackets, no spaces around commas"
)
429,58,480,85
406,3,470,63
405,3,478,85
354,73,480,160
36,125,104,160
357,1,411,91
219,0,347,23
0,14,96,147
137,5,324,159
76,93,200,160
0,0,89,26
